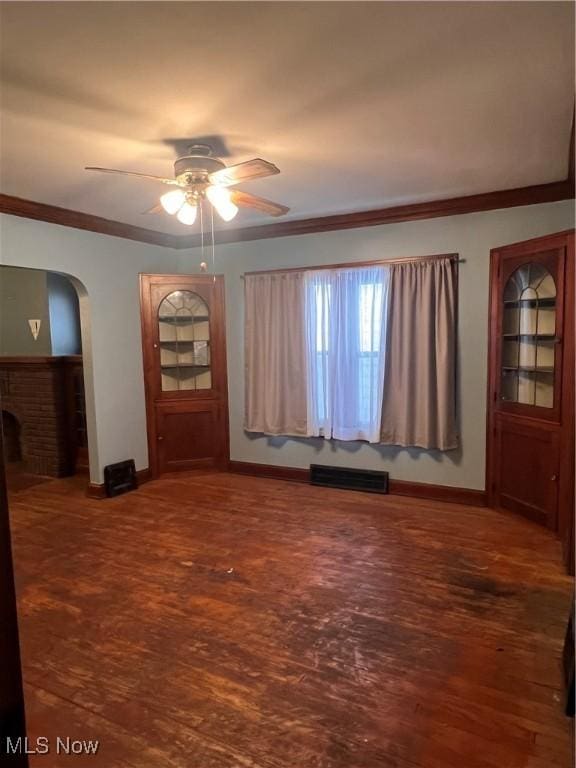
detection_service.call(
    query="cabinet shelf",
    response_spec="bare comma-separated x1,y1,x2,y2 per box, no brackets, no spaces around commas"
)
502,334,556,341
158,315,209,324
161,363,210,370
503,298,556,309
502,366,554,374
159,340,210,347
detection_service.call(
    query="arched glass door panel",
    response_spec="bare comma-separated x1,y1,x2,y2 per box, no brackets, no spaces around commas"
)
501,263,556,407
158,290,211,391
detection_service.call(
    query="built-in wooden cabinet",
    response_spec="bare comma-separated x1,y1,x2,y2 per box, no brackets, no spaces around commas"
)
487,230,574,572
140,275,229,476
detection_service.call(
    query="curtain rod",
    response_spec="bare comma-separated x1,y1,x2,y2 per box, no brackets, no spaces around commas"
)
242,253,462,278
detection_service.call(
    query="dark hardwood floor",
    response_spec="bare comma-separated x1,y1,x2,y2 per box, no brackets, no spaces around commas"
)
5,461,52,494
8,472,574,767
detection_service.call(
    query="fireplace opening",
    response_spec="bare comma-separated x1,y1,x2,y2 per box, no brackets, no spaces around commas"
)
1,411,22,463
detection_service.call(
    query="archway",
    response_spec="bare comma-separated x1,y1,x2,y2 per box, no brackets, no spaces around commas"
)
0,266,96,485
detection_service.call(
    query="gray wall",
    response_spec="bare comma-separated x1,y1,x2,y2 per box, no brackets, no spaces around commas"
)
1,200,572,489
0,266,52,355
180,199,574,491
0,215,181,483
47,272,81,355
0,266,82,356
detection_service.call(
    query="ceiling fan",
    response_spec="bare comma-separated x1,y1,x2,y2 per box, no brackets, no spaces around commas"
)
85,144,289,226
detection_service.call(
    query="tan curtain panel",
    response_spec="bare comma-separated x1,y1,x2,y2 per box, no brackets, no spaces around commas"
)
381,258,458,450
244,272,308,436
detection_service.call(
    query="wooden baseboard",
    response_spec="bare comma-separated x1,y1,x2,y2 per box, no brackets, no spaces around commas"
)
228,461,310,484
87,460,487,507
86,468,152,499
227,460,487,507
388,478,486,507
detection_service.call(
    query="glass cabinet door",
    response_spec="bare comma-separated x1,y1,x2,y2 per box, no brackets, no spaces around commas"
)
158,290,212,392
500,262,556,408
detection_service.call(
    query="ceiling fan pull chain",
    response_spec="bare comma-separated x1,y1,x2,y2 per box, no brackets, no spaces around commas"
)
211,203,216,282
200,197,205,263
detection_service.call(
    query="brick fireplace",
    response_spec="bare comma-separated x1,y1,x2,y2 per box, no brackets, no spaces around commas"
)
0,356,83,477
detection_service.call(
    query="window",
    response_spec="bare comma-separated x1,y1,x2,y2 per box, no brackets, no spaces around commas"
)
244,255,457,450
305,266,389,442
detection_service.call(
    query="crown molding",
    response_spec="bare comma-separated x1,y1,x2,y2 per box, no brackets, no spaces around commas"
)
0,194,179,249
177,179,575,249
1,179,574,252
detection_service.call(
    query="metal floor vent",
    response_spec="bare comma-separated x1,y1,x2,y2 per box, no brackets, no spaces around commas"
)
310,464,389,494
104,459,138,497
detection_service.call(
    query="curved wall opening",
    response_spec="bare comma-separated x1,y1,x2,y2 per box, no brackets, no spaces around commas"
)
0,266,95,483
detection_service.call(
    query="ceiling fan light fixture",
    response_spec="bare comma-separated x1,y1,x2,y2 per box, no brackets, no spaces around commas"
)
176,201,198,225
160,189,186,214
86,150,288,222
214,200,239,222
206,184,239,222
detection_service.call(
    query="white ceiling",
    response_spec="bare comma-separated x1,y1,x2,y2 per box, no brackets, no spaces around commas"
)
0,2,574,235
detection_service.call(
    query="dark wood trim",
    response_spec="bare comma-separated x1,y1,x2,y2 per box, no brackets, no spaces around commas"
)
86,483,106,500
0,409,29,765
86,467,152,499
559,232,575,574
388,479,486,507
179,180,574,248
228,460,310,484
139,275,158,478
0,194,179,249
0,355,82,366
227,460,487,507
2,179,574,252
568,110,575,186
137,468,152,485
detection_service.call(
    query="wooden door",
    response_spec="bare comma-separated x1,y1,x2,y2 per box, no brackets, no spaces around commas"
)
487,231,574,534
140,275,229,477
156,400,225,472
494,417,560,526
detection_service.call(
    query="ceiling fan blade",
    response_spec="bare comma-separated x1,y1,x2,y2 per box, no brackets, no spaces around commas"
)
142,201,165,215
230,189,289,217
85,167,178,185
209,158,280,187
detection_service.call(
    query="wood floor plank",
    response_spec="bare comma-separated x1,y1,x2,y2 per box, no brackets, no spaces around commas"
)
8,472,573,767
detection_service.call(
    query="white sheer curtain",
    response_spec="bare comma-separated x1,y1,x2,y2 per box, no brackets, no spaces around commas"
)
305,265,389,442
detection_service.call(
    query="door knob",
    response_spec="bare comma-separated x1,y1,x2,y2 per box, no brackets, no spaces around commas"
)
157,435,164,441
551,474,557,482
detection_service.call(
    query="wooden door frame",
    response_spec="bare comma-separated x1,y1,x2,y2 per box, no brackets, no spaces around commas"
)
0,415,29,765
139,274,230,479
558,233,575,571
486,230,575,543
